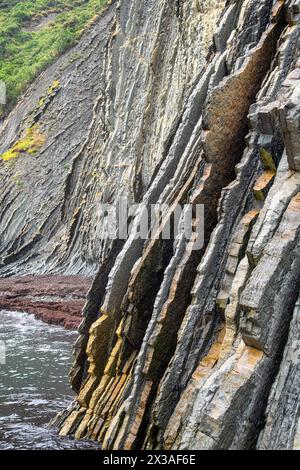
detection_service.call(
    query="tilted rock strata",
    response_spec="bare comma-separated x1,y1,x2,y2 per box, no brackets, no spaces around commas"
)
0,0,225,277
0,0,300,451
258,293,300,449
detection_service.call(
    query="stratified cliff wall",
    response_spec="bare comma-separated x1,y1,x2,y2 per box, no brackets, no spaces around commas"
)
1,0,300,450
0,0,225,277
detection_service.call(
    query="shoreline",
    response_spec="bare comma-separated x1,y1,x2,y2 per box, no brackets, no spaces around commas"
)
0,275,92,329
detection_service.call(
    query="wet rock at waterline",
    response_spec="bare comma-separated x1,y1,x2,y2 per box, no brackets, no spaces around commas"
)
1,0,300,451
0,276,92,329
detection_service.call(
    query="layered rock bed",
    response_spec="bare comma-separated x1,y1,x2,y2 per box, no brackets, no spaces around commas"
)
0,275,91,329
1,0,300,451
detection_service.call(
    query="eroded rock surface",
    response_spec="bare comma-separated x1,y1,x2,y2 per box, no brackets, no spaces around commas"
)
0,275,92,329
1,0,300,450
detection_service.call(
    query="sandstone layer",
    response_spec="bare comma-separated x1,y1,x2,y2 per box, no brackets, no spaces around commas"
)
0,0,300,450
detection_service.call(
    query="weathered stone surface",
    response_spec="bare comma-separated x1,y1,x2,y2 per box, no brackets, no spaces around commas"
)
258,293,300,449
0,0,226,278
0,275,91,329
240,192,300,353
1,0,300,451
278,67,300,170
49,1,300,450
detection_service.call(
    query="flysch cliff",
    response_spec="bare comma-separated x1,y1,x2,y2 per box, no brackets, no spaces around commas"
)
1,0,300,450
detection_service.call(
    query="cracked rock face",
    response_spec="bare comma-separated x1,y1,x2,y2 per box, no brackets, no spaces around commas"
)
1,0,300,450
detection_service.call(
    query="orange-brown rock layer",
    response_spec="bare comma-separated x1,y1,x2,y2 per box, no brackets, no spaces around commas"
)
51,0,300,450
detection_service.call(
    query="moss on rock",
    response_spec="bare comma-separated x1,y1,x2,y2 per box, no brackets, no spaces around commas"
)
0,125,46,161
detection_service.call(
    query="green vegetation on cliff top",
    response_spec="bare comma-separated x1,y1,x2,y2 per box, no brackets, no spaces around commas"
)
0,0,107,117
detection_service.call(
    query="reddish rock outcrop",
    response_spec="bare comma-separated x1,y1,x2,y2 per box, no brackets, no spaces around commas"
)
2,0,300,452
0,275,91,329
